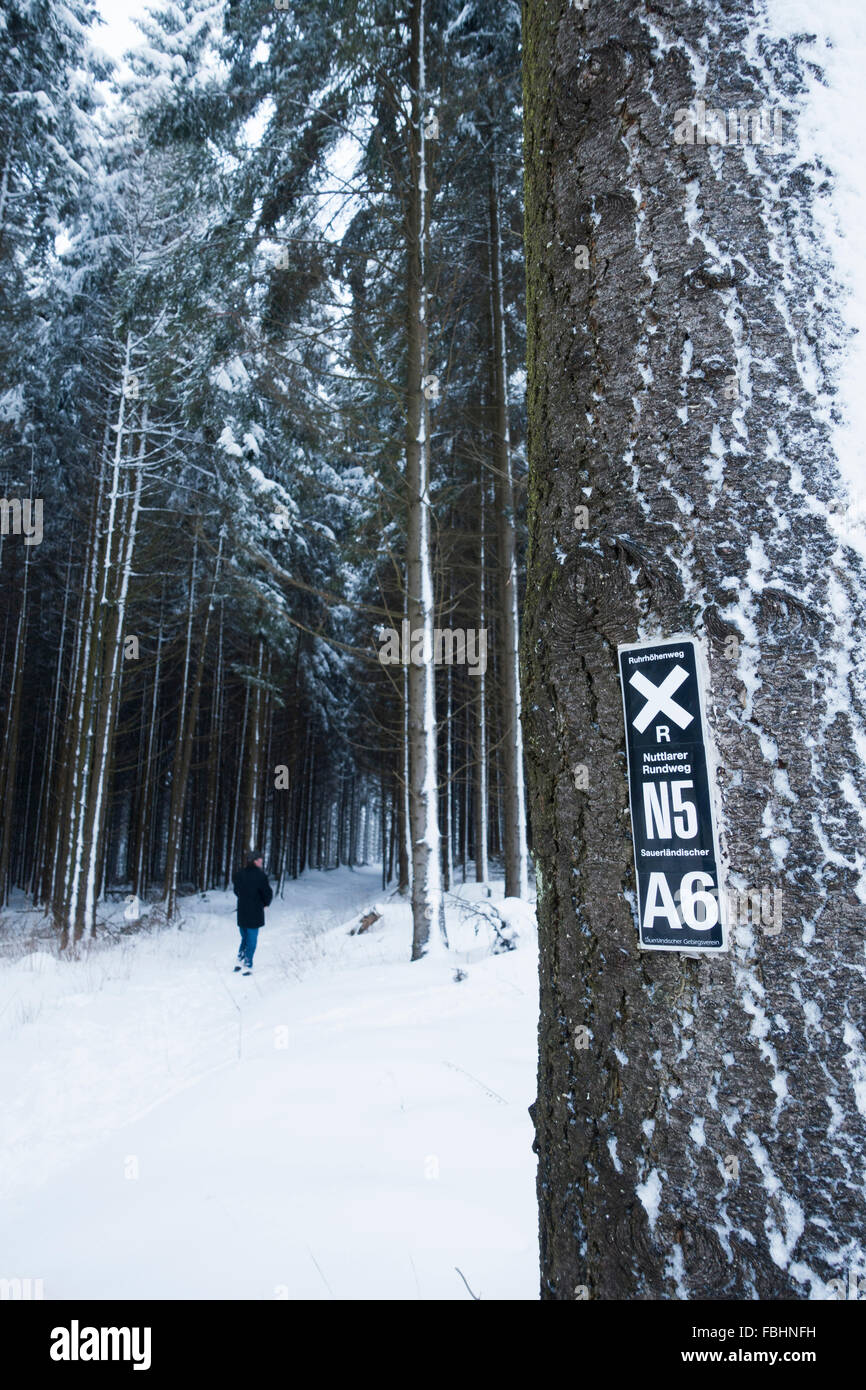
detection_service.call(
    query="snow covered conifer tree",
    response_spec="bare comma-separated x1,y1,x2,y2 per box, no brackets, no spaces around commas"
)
523,0,866,1298
0,0,104,384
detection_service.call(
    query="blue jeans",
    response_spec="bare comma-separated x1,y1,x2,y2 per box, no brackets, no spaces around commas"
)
237,926,259,969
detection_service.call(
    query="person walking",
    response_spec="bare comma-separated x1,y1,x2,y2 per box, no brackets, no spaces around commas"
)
232,849,273,975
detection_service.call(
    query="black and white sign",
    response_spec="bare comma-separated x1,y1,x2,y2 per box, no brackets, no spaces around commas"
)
618,637,727,952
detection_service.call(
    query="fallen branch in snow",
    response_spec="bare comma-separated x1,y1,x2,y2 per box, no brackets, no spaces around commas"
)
443,1060,507,1105
97,900,184,940
307,1246,335,1298
348,908,382,936
455,1267,481,1300
453,897,519,954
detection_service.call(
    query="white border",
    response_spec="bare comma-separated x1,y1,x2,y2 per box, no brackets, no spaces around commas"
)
618,634,729,954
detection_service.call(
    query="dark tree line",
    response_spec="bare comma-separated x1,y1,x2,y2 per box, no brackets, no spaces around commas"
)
0,0,532,946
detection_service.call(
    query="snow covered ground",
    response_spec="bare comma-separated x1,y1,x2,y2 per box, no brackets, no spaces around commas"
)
0,869,539,1300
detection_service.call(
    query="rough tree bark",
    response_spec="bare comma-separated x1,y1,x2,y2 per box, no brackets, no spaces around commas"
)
523,0,866,1299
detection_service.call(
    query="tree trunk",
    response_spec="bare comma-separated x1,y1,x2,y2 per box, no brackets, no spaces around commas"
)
474,478,490,889
405,0,446,958
164,531,223,916
488,159,529,899
31,541,74,902
51,408,111,940
200,603,224,892
226,677,250,883
78,404,147,934
132,609,163,899
240,634,265,857
523,0,866,1299
0,539,30,904
398,664,410,894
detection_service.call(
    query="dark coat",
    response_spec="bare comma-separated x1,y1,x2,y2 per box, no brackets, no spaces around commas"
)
232,864,273,928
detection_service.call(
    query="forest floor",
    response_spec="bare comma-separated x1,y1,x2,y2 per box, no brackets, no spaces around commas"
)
0,868,539,1299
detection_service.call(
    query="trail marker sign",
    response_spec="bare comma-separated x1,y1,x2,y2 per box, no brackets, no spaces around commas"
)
618,637,728,952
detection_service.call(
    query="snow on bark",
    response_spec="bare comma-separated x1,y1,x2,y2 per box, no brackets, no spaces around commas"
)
524,0,866,1299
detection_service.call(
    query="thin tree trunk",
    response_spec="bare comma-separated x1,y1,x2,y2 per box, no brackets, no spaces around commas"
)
398,664,410,894
405,0,445,957
0,537,30,904
165,531,223,916
240,635,265,857
488,160,528,899
31,542,74,901
474,479,489,889
133,604,164,899
227,674,250,884
79,404,147,934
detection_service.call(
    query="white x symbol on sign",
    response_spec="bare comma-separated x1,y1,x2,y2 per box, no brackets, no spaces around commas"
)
629,664,694,733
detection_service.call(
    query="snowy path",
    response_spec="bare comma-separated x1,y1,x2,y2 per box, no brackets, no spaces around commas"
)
0,869,538,1299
